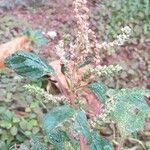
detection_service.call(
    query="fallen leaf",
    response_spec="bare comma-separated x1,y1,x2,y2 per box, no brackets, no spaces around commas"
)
0,35,31,68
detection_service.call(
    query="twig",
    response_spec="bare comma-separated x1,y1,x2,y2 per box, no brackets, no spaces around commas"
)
128,138,146,150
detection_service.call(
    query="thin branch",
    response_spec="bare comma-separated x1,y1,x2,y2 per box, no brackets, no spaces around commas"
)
128,138,146,150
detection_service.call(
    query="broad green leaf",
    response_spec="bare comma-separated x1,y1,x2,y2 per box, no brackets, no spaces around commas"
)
0,120,12,129
107,88,150,135
88,82,107,103
42,106,76,149
31,136,47,150
18,144,30,150
5,51,54,80
42,105,75,133
48,129,79,150
107,88,150,111
48,129,69,150
26,28,48,46
110,100,148,135
90,132,112,150
73,112,91,143
1,110,13,122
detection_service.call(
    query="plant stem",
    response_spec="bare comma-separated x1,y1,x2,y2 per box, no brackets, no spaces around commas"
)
79,134,85,150
116,136,125,150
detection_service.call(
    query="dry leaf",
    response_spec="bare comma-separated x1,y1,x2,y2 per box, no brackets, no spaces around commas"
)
0,35,31,68
49,60,92,90
81,87,102,117
49,60,69,89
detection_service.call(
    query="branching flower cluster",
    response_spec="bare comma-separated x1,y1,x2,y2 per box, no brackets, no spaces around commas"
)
55,40,68,65
73,0,91,55
96,26,131,51
53,0,131,121
91,64,123,76
24,84,66,103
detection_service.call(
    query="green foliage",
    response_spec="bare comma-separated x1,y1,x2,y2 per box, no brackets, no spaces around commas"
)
90,132,112,150
0,106,41,149
48,129,70,150
18,136,47,150
5,51,54,80
0,15,25,43
42,105,78,149
72,112,112,149
30,136,47,150
1,0,150,149
42,105,75,133
88,82,107,103
26,28,48,46
91,0,150,41
0,0,48,10
73,112,91,143
107,88,150,135
3,49,149,149
18,144,30,150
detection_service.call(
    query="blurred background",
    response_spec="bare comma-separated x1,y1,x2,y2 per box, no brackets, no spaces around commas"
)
0,0,149,149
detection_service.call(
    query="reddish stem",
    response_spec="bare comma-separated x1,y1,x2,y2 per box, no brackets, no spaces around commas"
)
79,134,85,150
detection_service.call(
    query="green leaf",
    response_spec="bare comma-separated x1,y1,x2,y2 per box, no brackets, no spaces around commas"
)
27,120,38,130
107,88,150,111
13,116,20,123
26,28,48,46
16,134,27,142
88,82,107,103
0,142,7,150
90,132,112,150
10,126,18,136
42,105,75,133
0,120,12,129
107,88,150,135
73,112,91,143
42,105,76,149
5,51,54,80
48,129,79,150
31,136,47,150
110,100,148,135
48,129,68,150
18,144,30,150
1,110,13,122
